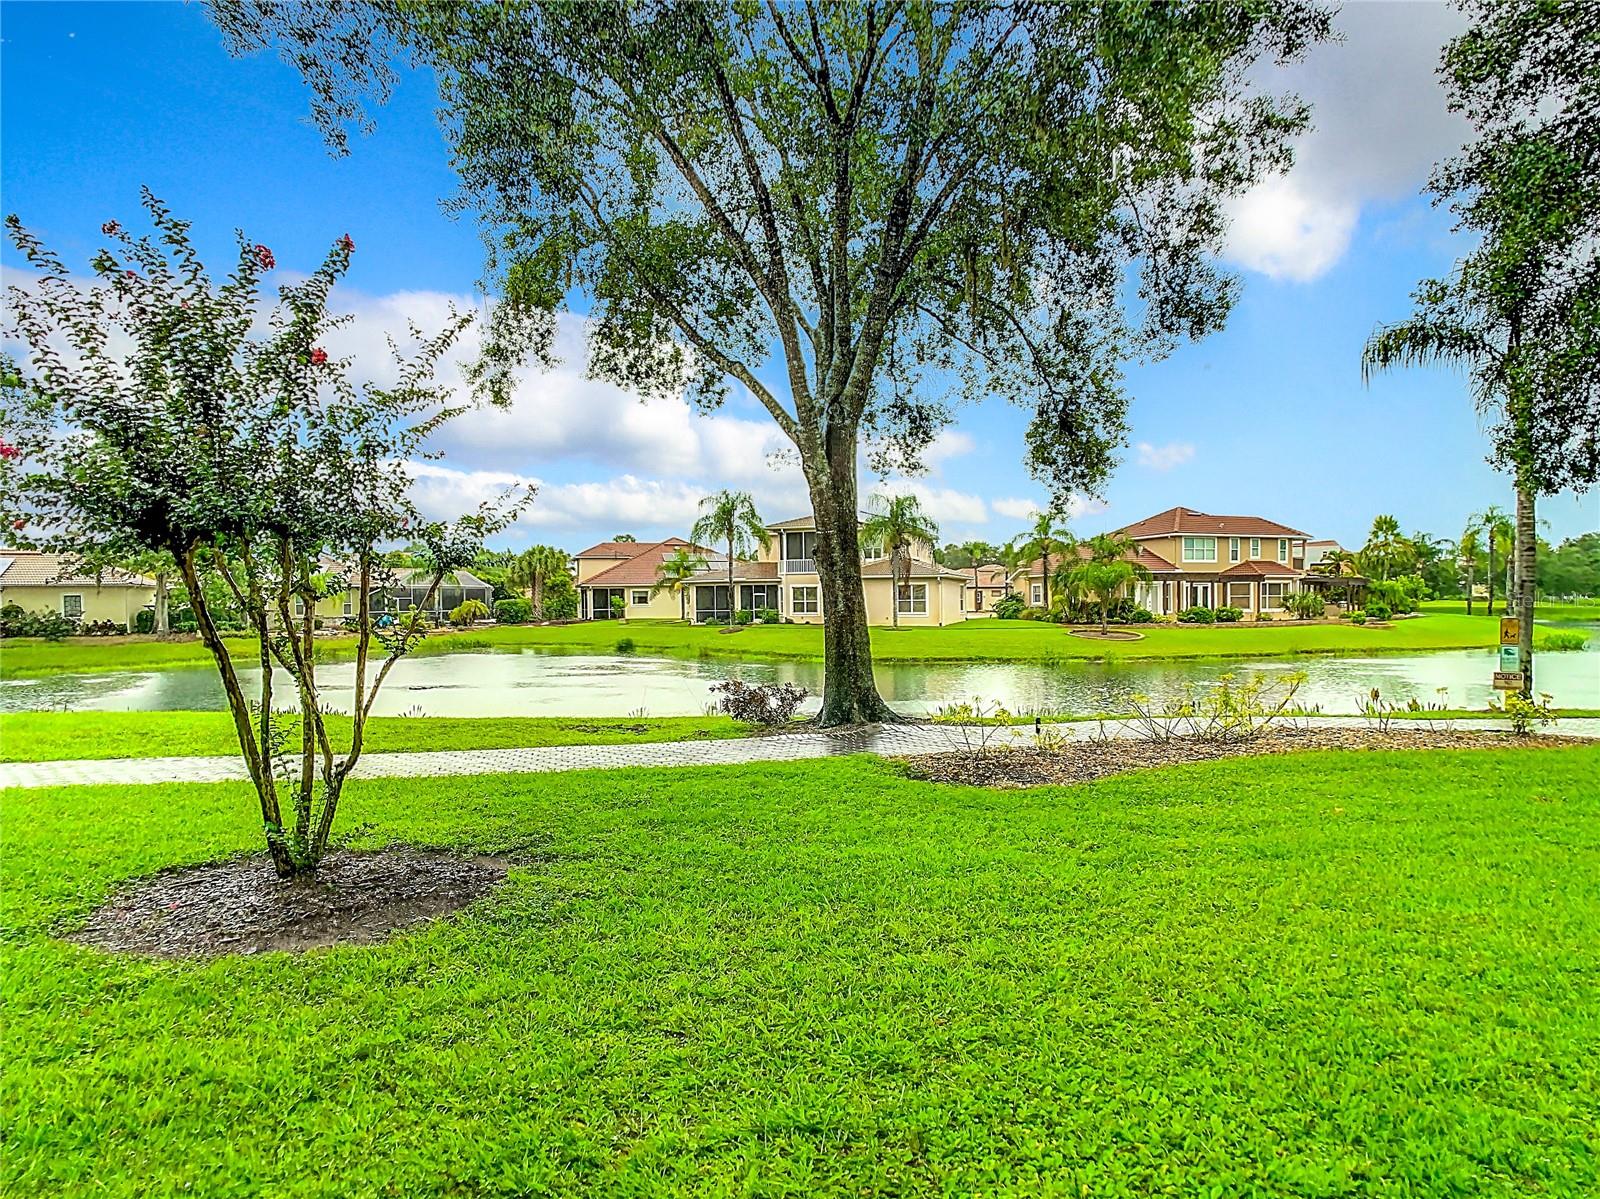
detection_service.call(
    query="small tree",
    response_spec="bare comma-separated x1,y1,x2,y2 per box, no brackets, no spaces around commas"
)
1061,533,1148,631
1024,510,1074,610
861,495,939,629
507,544,568,618
652,546,707,621
691,490,769,617
2,194,525,877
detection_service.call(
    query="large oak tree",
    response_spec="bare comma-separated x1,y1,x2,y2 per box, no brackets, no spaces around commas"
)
216,0,1331,724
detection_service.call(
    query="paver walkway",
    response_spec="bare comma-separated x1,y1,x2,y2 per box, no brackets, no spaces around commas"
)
4,716,1596,789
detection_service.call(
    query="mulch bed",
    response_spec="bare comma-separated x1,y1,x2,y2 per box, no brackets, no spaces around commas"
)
897,727,1582,788
1067,628,1144,641
68,846,509,959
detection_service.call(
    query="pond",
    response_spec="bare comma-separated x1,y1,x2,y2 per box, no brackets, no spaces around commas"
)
4,631,1596,718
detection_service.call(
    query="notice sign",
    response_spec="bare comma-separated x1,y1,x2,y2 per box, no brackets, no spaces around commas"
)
1499,645,1521,672
1500,617,1520,644
1493,671,1526,691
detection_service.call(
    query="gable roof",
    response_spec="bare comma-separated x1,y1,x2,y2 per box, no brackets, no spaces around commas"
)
573,538,662,560
1219,559,1301,578
1017,544,1178,578
580,540,717,587
963,565,1012,588
0,552,153,589
1116,506,1309,540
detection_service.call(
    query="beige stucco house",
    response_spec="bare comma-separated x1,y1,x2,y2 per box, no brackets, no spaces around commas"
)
576,537,717,620
0,551,155,626
962,565,1014,616
683,515,970,626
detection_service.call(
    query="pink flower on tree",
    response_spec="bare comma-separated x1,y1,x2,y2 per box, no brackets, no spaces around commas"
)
11,519,24,531
0,441,20,460
254,244,276,271
124,270,138,281
340,233,355,252
310,347,329,366
101,220,121,236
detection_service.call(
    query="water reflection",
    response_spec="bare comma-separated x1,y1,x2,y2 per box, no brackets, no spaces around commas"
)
5,635,1596,718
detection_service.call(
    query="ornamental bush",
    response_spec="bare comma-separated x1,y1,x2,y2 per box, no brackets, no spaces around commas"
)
1178,606,1215,624
992,593,1025,620
755,607,780,624
493,597,532,624
1216,606,1243,623
710,679,807,726
733,608,754,625
449,599,491,627
1286,591,1325,620
1129,606,1155,624
1363,601,1392,621
0,603,74,640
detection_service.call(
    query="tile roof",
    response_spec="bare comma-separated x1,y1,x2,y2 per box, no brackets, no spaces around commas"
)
573,538,671,560
963,565,1012,588
1116,506,1310,540
860,557,967,580
688,559,780,583
0,552,153,588
1219,560,1301,578
766,516,818,531
581,541,717,587
1019,545,1178,576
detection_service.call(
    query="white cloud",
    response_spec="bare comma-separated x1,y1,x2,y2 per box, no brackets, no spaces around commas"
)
1224,2,1472,281
992,497,1042,521
404,460,718,532
865,479,988,526
1135,441,1196,472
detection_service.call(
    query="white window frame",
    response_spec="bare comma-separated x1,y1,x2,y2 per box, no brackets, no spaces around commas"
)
861,539,885,561
293,598,306,616
1263,580,1289,607
1229,537,1240,563
61,593,84,619
1182,537,1217,563
1250,537,1261,559
791,585,819,614
896,583,928,615
343,598,354,616
1277,538,1289,563
1030,583,1043,604
630,589,650,606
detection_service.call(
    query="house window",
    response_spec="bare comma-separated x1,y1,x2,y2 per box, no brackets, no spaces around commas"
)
1277,539,1288,563
1031,583,1042,604
293,598,306,616
897,583,928,615
791,586,819,614
630,590,650,606
861,539,884,561
61,593,83,619
1263,581,1289,607
343,598,353,616
1250,537,1261,559
1182,537,1217,563
1229,537,1240,563
974,590,984,611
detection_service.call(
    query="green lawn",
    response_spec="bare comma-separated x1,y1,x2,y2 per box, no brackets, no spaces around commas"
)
0,712,748,762
0,612,1514,679
1418,597,1600,622
5,748,1598,1196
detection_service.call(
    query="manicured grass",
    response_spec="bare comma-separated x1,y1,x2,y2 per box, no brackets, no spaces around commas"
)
0,712,748,762
0,612,1510,679
1418,597,1600,622
5,748,1599,1196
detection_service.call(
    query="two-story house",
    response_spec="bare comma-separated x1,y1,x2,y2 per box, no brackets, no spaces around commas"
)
686,514,970,625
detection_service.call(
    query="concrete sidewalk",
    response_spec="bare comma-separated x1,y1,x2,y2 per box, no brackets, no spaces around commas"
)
3,716,1596,789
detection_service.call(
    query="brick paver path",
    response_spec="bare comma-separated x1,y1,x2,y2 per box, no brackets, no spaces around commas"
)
3,716,1595,789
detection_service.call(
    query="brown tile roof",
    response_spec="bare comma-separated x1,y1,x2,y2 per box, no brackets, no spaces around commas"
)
963,565,1011,588
1019,545,1178,577
861,557,967,580
580,540,716,587
574,537,689,560
1219,559,1301,578
689,559,780,583
766,515,818,531
0,552,153,588
1116,506,1309,540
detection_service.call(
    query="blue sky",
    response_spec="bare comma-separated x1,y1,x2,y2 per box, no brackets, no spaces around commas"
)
3,1,1595,552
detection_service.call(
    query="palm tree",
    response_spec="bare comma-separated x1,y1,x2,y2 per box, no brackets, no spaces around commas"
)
959,539,993,608
1358,514,1411,582
1023,509,1073,609
1474,505,1513,616
507,545,569,619
651,547,706,621
1058,533,1149,630
1458,523,1483,614
861,495,939,628
690,490,769,616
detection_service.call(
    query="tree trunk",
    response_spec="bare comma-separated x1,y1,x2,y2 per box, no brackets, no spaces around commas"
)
152,571,170,635
1465,559,1474,615
808,429,898,726
1485,532,1496,616
1039,549,1050,608
1515,487,1536,697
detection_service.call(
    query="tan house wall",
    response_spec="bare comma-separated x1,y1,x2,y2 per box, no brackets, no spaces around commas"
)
2,583,153,625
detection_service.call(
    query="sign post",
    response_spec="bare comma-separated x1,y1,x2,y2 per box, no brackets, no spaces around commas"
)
1494,619,1524,691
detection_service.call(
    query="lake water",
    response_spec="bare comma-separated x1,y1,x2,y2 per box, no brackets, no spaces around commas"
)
4,632,1596,718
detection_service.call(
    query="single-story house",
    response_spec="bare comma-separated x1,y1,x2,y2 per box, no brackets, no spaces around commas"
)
575,537,717,620
0,551,155,626
961,564,1014,616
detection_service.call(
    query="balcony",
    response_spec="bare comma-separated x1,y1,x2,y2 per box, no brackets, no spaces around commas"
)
782,558,816,574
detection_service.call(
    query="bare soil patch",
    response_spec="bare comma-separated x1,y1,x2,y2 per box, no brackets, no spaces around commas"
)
897,728,1581,788
69,846,509,959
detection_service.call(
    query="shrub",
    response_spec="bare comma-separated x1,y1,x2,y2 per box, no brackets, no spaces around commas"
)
991,593,1025,620
77,619,127,636
1286,591,1325,620
493,597,533,624
609,595,626,618
755,607,780,625
1350,612,1368,625
0,604,76,640
133,608,156,634
701,617,727,627
733,608,754,625
614,636,636,655
1363,601,1392,621
1019,606,1049,622
1257,610,1275,622
1215,606,1243,623
1496,691,1557,735
449,599,491,627
710,678,807,725
1129,607,1154,624
1537,629,1589,652
1177,606,1215,624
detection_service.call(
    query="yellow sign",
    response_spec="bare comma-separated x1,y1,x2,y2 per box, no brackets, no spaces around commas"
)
1499,617,1520,645
1493,671,1525,691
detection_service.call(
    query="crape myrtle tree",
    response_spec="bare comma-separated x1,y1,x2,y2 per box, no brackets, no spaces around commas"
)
1,194,526,877
1363,0,1599,696
216,0,1333,724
